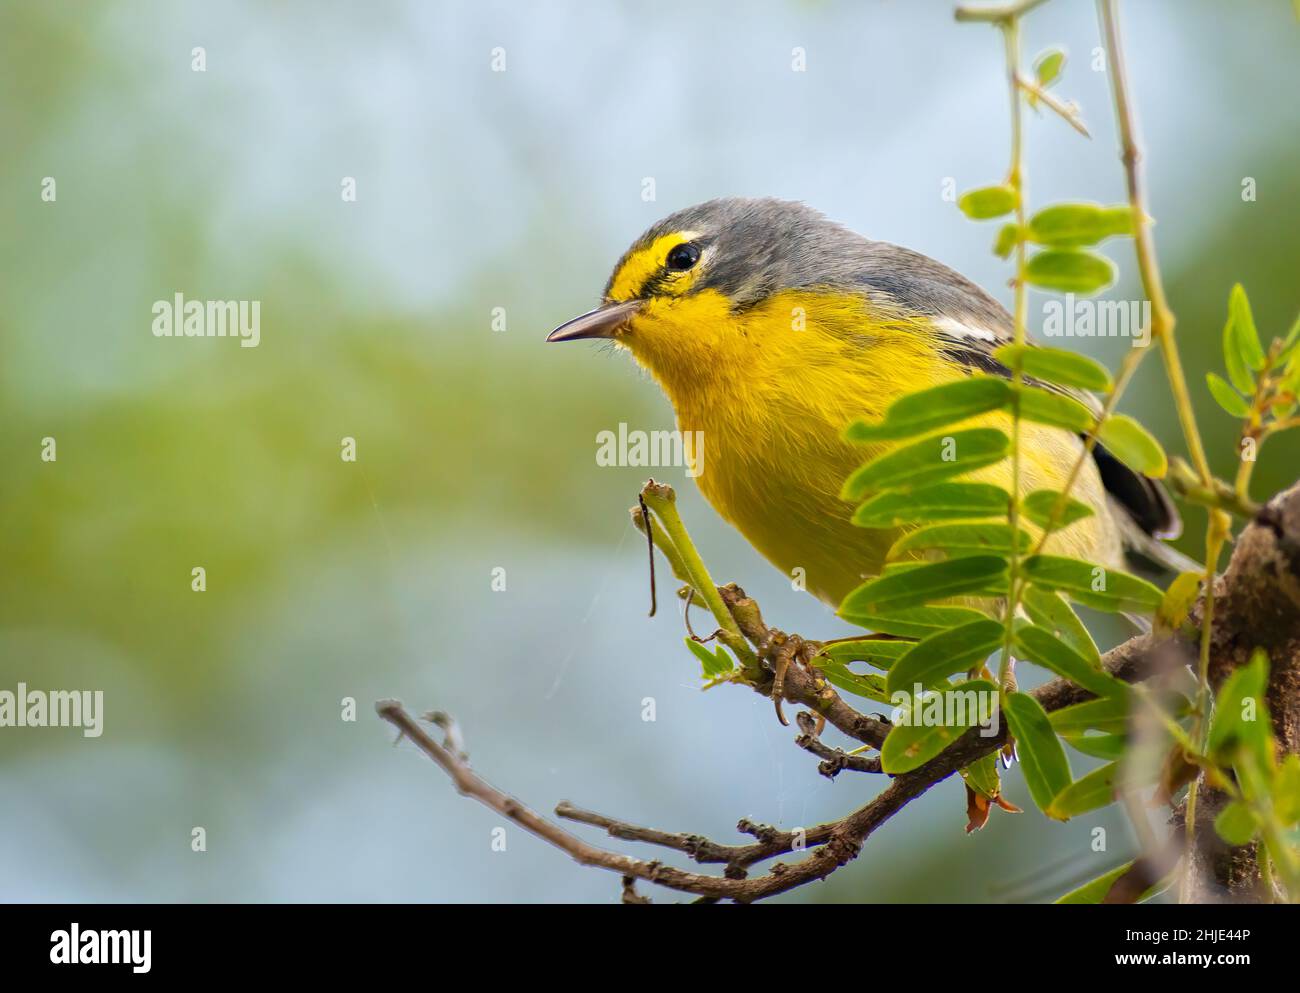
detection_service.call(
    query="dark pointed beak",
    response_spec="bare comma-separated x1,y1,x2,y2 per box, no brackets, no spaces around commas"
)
547,300,642,342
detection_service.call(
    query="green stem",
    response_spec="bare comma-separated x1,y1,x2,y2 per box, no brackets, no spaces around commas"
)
631,503,691,585
1234,452,1257,505
639,481,759,672
1180,507,1230,902
1015,73,1091,137
1193,511,1229,734
1164,458,1260,520
1232,354,1275,503
1098,0,1212,488
1100,0,1234,903
1000,14,1027,689
955,0,1051,23
1259,844,1275,903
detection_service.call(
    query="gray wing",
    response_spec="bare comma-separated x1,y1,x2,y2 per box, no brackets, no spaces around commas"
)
852,240,1183,553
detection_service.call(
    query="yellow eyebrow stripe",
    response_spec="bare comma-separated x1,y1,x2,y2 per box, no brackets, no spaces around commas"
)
607,231,700,301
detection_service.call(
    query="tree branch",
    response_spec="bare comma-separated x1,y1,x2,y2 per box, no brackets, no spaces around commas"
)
375,622,1191,902
1185,480,1300,901
794,710,884,777
717,583,894,750
554,802,838,874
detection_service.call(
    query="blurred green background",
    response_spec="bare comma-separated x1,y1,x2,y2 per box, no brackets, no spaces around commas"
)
1,0,1296,902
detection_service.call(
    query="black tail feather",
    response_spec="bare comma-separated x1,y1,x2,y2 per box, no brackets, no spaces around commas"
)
1091,440,1181,540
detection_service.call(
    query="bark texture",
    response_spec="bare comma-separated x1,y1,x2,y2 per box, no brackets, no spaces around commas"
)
1187,480,1300,902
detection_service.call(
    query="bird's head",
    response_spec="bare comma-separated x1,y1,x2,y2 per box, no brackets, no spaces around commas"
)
548,198,873,389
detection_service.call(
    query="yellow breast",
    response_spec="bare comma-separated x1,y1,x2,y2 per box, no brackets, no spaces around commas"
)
619,289,1120,609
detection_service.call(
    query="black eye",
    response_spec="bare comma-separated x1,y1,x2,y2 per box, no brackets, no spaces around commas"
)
665,242,701,272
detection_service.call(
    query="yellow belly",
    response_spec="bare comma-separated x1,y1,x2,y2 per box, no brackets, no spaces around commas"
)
689,407,1121,609
626,289,1122,610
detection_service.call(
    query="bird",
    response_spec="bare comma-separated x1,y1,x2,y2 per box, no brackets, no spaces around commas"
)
548,197,1185,611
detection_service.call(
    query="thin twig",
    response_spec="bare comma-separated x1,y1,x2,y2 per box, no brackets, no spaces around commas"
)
1098,0,1230,903
379,695,925,901
621,876,652,904
795,711,884,777
376,627,1186,902
637,494,657,617
681,587,716,644
1097,0,1211,485
1000,12,1028,690
954,0,1050,22
1016,73,1091,137
1165,457,1260,520
555,802,837,873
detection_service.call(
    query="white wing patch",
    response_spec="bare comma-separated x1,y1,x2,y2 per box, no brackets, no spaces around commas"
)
933,317,1003,343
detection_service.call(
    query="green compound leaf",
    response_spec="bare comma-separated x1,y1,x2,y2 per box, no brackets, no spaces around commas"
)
1047,761,1120,819
1022,554,1163,614
876,558,1009,597
819,663,892,705
885,619,1005,696
852,482,1011,527
1156,570,1202,632
1097,414,1167,477
1050,694,1132,735
840,428,1010,500
958,185,1018,220
993,223,1020,259
684,638,733,678
821,638,915,672
1054,860,1173,904
1021,488,1095,531
880,679,999,774
1282,362,1300,412
1027,203,1134,247
1055,861,1134,903
1014,624,1129,700
961,752,1003,800
1213,801,1259,846
839,604,993,639
1022,585,1101,666
1004,692,1073,816
995,342,1114,392
1228,283,1266,372
1206,648,1271,765
1060,732,1126,760
1024,249,1116,295
1013,384,1097,433
1277,312,1300,367
845,378,1013,441
1206,373,1251,418
1275,755,1300,825
1222,291,1256,394
889,522,1031,559
839,556,1008,615
1034,48,1066,89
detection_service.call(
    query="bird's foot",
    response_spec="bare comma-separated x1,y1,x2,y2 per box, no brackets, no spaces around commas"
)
767,633,819,727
